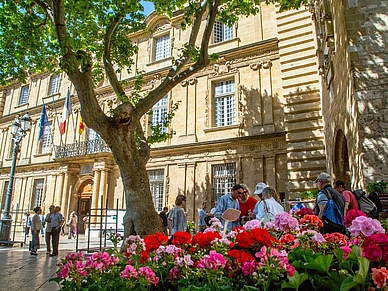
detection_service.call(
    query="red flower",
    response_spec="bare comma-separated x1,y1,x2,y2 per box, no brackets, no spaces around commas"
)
235,231,254,248
344,209,367,227
297,207,314,218
144,232,168,252
250,228,277,247
279,234,296,245
192,231,222,248
323,233,348,246
139,251,149,263
364,233,388,263
227,249,255,264
172,231,192,246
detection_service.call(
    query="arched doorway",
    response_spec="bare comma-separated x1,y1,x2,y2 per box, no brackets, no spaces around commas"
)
77,179,93,234
333,129,350,185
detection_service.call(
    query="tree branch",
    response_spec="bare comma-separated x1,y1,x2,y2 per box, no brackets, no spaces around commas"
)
103,14,130,101
135,0,220,119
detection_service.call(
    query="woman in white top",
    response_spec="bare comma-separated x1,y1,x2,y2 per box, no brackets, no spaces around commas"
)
31,206,43,255
253,187,284,223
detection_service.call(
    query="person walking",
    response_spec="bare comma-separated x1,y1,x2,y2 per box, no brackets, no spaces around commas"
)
333,180,359,216
44,205,55,255
159,207,169,235
67,212,77,239
30,207,43,256
171,195,187,235
50,206,64,257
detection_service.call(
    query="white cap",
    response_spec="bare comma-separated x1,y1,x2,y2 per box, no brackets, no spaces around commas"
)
254,182,267,194
314,172,331,183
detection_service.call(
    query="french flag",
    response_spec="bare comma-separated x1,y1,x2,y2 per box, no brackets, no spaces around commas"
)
59,88,72,135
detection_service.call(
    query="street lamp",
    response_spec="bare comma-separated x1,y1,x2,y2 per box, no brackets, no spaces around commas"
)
0,112,32,242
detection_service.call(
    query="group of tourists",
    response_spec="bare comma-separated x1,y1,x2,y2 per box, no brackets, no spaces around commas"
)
26,205,82,256
173,171,384,236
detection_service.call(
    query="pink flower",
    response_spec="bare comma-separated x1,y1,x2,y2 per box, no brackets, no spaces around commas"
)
120,265,138,279
86,251,118,272
241,261,258,276
349,216,385,237
196,250,226,270
274,212,299,232
138,267,159,286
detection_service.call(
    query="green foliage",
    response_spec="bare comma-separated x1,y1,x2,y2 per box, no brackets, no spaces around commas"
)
301,190,318,200
367,180,388,194
146,101,181,144
286,246,371,291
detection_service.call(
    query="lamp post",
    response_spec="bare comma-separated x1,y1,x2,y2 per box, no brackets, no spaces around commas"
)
0,113,32,241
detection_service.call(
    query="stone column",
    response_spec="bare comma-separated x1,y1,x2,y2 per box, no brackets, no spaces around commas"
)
91,169,101,223
60,173,70,219
98,169,108,210
55,173,65,207
265,156,276,189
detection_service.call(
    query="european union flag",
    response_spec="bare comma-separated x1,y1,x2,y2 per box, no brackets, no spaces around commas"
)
38,105,49,141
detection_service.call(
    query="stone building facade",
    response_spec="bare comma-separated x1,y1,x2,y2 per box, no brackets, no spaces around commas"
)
2,1,384,228
312,0,388,190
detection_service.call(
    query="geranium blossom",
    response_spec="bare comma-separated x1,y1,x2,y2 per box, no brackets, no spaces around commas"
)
363,233,388,263
344,209,367,227
274,212,299,232
196,250,227,270
191,231,222,248
372,267,388,288
86,251,119,272
349,216,385,237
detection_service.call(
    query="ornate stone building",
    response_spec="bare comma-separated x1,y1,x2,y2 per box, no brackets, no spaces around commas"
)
312,0,388,190
2,1,384,228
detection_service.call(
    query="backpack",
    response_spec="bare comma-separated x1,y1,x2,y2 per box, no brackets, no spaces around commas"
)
353,189,378,219
320,189,347,235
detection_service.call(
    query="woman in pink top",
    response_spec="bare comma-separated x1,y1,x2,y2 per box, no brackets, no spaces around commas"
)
334,180,359,216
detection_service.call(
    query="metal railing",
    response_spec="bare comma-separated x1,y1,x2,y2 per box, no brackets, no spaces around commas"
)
54,139,111,158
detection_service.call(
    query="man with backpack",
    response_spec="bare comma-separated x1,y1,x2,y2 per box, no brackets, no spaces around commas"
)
314,172,346,234
333,180,359,216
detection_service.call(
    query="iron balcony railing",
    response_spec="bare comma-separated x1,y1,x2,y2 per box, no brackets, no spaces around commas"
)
54,139,111,158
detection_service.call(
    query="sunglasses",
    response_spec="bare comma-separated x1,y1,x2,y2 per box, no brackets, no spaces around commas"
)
237,191,248,195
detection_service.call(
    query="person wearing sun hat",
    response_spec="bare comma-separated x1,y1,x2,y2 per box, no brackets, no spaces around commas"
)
314,172,346,235
253,182,267,199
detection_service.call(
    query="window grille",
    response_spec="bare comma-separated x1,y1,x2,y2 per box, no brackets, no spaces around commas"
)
212,163,236,202
214,79,236,127
154,35,170,61
32,179,44,207
148,169,164,212
49,75,60,95
213,21,233,43
151,95,168,134
19,85,29,105
40,122,51,154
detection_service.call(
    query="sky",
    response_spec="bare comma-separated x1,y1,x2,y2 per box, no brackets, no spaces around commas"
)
142,1,155,16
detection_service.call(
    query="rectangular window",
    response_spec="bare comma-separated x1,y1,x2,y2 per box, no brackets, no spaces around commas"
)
154,35,170,61
151,95,168,134
214,79,236,127
31,179,44,208
49,75,60,95
148,169,164,212
212,163,236,202
86,128,101,154
40,122,51,154
213,21,233,43
19,85,29,105
1,181,9,211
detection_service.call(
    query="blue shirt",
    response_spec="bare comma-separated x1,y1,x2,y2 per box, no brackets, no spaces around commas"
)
198,208,207,228
214,193,240,231
50,212,64,228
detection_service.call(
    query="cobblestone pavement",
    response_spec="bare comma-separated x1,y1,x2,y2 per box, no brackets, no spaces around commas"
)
0,233,113,291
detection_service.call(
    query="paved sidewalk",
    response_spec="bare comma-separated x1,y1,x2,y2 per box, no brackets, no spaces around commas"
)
0,235,113,291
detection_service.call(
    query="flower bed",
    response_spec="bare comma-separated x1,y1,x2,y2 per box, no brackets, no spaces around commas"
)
52,209,388,291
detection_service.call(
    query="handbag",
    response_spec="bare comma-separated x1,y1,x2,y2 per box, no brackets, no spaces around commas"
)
260,200,272,225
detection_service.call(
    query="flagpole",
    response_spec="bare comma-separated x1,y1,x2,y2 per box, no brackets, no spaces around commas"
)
41,100,57,157
51,94,66,156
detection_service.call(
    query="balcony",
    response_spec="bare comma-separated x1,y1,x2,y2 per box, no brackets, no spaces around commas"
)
54,139,111,158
